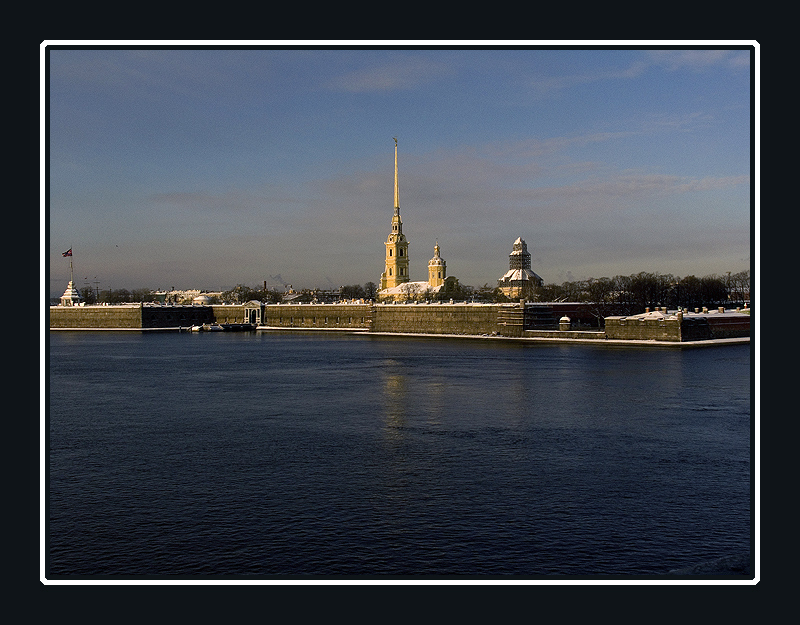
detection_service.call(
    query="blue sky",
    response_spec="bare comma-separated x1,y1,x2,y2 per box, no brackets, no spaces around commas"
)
45,44,755,296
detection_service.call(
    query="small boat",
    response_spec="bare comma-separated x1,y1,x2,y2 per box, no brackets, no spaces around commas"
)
204,323,224,331
221,323,256,331
190,325,203,332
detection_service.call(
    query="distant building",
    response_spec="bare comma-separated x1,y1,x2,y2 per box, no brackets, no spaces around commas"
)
59,281,82,306
379,138,410,291
428,242,446,288
377,139,458,302
497,237,543,299
192,294,213,305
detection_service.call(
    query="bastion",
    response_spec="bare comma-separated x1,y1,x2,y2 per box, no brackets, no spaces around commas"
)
49,303,217,329
604,307,751,342
49,301,751,344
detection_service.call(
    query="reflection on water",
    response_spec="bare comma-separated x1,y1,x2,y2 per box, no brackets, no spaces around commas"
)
382,372,408,439
422,378,447,427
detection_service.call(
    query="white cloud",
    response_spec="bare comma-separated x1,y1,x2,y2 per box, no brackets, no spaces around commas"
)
327,55,453,92
530,60,649,95
527,49,750,98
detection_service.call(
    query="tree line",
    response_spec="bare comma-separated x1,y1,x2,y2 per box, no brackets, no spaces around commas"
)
74,282,380,305
532,270,750,317
77,287,157,305
73,269,750,315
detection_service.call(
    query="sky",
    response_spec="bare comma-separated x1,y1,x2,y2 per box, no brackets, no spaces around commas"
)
45,43,755,297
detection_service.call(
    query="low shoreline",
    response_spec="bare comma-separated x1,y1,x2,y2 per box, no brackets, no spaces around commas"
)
48,326,750,348
49,327,186,332
256,327,750,348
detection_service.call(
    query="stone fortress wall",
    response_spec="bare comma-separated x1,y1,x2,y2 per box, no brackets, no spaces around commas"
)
50,303,214,329
50,301,750,342
603,306,751,342
260,304,374,330
50,303,153,329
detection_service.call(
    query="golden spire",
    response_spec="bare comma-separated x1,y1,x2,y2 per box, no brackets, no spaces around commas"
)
393,137,399,212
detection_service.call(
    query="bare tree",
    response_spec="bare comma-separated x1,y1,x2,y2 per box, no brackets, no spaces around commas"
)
728,270,750,304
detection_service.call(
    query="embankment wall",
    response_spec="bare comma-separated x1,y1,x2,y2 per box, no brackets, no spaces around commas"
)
604,311,751,342
705,315,752,339
50,304,216,329
50,302,751,342
50,304,146,329
604,317,683,342
372,303,503,335
258,303,507,335
143,305,214,328
260,304,373,330
210,304,247,324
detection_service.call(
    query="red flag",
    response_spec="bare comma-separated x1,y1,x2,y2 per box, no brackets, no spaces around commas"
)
62,248,72,257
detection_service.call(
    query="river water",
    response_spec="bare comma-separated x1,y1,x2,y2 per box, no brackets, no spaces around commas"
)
46,331,752,579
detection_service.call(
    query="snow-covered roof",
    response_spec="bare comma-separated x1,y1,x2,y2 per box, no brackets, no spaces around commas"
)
606,308,751,321
379,281,443,295
499,268,542,282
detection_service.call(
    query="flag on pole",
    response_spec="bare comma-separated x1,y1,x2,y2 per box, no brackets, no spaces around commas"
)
62,248,72,257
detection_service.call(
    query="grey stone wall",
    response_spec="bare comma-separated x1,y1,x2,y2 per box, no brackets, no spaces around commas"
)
51,302,750,341
604,312,751,342
261,304,374,329
49,302,546,336
210,304,246,324
50,304,216,329
372,303,502,335
143,305,213,328
259,302,507,335
604,316,683,342
706,315,751,339
50,304,145,328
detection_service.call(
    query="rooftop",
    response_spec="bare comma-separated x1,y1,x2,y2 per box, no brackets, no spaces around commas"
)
606,307,751,321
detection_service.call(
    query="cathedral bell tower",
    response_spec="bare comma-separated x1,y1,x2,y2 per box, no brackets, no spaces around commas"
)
428,242,446,288
380,138,410,290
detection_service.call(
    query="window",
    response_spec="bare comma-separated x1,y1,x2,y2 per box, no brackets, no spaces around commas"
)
389,249,393,256
399,248,404,256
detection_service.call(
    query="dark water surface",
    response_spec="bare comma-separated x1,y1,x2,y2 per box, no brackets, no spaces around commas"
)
47,331,751,578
